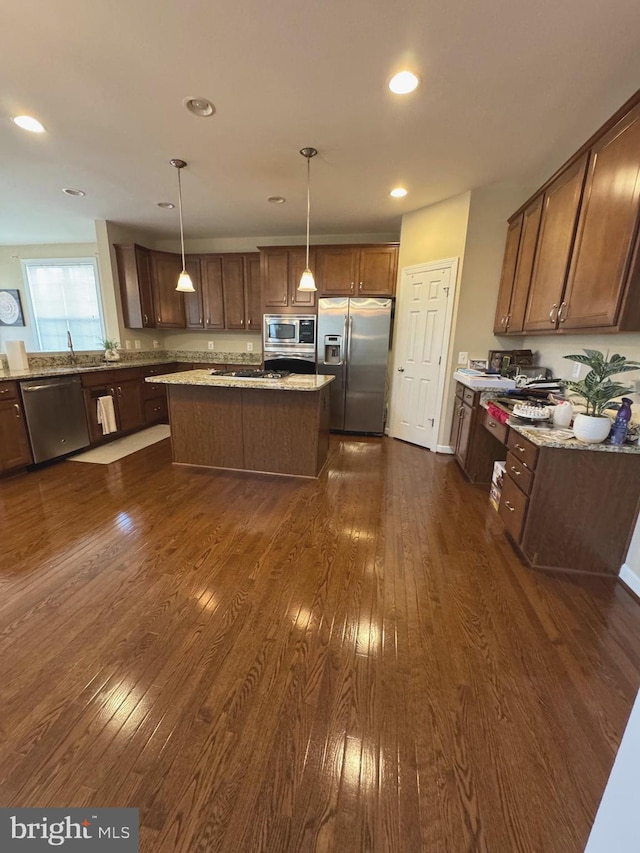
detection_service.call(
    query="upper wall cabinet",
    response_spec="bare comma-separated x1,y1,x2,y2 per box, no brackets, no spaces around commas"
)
494,90,640,335
260,247,317,313
115,244,156,329
149,251,186,328
315,244,398,297
244,254,262,332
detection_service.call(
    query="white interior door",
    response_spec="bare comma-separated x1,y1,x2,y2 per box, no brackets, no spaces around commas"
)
389,261,456,450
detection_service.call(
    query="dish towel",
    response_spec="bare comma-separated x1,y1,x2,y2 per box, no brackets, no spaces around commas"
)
96,395,117,435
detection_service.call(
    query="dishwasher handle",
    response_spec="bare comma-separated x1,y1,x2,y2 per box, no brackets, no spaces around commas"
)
22,380,80,392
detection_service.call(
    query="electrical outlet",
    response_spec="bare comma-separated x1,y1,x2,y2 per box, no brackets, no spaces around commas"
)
134,340,141,350
152,340,160,350
457,351,468,366
572,362,581,379
208,341,215,351
247,342,254,352
125,340,131,350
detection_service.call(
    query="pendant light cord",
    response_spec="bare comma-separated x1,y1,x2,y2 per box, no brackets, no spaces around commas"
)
177,166,186,273
305,155,311,269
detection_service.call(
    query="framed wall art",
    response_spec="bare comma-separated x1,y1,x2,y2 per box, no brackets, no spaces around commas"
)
0,289,25,326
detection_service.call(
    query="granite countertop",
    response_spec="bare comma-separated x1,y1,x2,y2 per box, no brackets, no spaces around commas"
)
147,369,334,392
481,397,640,454
0,351,262,383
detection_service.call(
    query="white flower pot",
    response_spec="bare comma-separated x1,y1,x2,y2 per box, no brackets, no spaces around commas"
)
104,349,120,362
572,413,611,444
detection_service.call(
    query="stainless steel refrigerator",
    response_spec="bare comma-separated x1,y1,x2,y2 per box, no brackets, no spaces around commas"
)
316,297,393,434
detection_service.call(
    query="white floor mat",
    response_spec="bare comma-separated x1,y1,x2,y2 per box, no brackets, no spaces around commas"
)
69,424,171,464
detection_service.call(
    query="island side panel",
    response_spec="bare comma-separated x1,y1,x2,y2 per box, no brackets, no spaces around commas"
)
316,384,330,475
168,385,244,469
241,388,322,477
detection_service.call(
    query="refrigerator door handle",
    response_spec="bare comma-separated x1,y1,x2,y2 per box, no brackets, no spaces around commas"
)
346,315,353,390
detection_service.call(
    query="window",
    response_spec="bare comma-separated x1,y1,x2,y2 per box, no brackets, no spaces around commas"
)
23,258,105,351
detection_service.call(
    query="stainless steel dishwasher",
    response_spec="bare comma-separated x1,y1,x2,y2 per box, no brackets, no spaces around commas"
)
20,376,90,463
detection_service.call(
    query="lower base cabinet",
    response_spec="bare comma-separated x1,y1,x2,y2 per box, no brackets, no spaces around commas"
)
0,385,33,473
498,428,640,577
451,383,507,484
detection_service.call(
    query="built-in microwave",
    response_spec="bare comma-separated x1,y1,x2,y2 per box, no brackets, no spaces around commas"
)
263,314,316,351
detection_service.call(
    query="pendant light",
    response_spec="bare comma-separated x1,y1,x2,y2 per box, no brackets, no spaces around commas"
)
298,147,318,292
170,158,195,293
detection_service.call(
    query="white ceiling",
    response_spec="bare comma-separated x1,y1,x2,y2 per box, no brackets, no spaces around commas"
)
2,0,640,245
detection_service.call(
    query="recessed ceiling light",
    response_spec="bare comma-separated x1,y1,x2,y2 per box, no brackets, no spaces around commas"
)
388,71,420,95
268,196,286,204
62,187,86,197
157,201,175,209
183,97,215,117
390,187,408,198
12,115,46,133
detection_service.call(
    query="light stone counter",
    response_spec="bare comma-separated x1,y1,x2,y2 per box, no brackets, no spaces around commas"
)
147,369,334,392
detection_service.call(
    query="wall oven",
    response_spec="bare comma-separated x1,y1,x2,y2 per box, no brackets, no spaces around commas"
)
263,314,316,352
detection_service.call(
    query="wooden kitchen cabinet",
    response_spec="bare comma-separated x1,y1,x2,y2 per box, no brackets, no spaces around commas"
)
495,89,640,335
82,367,145,443
150,250,186,328
114,379,145,432
184,256,205,329
316,244,398,297
494,197,543,334
523,155,587,332
222,255,246,330
115,244,156,329
0,383,33,473
498,429,640,576
260,247,317,313
244,253,261,332
201,256,225,329
451,383,506,484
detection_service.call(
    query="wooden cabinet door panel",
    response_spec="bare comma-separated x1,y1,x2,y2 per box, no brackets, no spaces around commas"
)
244,254,262,331
357,246,398,296
262,249,289,308
523,155,587,332
508,197,543,333
150,251,185,328
114,379,144,433
493,216,523,334
289,247,316,309
562,105,640,329
202,257,225,329
316,247,358,296
222,255,246,330
184,257,204,329
115,244,155,329
0,399,32,471
499,475,529,543
455,402,472,467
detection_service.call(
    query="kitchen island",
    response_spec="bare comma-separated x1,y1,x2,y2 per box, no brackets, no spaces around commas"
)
148,370,334,478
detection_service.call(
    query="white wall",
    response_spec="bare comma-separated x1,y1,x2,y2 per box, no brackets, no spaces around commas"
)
0,243,97,353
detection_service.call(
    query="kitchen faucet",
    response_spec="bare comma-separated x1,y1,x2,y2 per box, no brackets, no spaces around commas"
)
67,330,77,364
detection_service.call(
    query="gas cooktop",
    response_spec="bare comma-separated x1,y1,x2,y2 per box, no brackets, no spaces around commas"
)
209,369,292,379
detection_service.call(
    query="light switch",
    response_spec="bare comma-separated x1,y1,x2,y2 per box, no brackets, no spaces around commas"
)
458,351,468,366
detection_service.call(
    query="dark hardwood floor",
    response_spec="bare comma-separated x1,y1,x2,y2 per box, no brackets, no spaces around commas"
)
1,435,640,852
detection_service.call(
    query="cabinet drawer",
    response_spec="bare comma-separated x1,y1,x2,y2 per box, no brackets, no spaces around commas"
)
505,451,535,496
144,397,168,424
142,381,167,400
455,382,464,400
0,381,19,401
499,475,529,542
143,362,180,377
483,409,508,444
507,430,539,471
81,367,141,387
463,387,477,406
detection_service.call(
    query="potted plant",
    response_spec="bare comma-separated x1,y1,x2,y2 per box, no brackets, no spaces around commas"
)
100,338,121,362
563,349,640,443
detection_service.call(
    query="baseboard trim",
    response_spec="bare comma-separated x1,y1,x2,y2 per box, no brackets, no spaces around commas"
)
620,563,640,600
436,445,454,455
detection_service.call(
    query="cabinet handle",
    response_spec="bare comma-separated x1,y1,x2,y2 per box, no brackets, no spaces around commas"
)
206,317,210,325
510,466,521,476
515,443,526,453
558,301,568,322
0,387,9,394
458,404,464,417
241,319,244,325
117,386,122,397
144,313,149,325
504,500,516,512
157,316,161,323
488,421,496,428
549,304,558,324
350,282,354,292
505,313,511,329
359,281,363,291
14,403,20,418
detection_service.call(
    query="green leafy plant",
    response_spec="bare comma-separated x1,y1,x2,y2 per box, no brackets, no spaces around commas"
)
563,349,640,416
99,338,120,351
